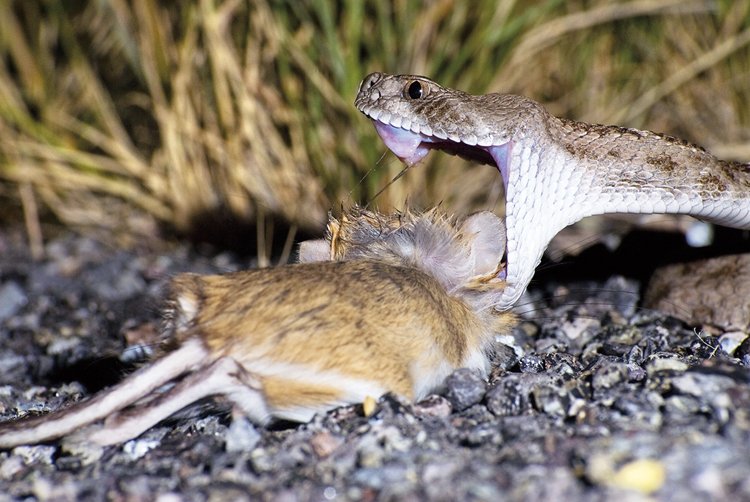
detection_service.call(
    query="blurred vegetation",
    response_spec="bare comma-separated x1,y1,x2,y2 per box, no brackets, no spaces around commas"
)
0,0,748,255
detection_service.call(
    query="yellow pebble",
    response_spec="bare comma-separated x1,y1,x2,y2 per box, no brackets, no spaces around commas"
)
610,458,666,494
362,395,377,417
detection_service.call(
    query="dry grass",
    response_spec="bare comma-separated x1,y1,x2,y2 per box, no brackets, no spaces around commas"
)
0,0,748,252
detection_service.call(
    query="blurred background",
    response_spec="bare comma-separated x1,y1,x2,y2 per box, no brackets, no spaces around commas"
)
0,0,748,259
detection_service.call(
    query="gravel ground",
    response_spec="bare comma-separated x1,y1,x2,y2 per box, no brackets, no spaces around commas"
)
0,228,749,501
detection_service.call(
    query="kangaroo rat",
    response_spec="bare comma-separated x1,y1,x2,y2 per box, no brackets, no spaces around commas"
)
0,207,514,448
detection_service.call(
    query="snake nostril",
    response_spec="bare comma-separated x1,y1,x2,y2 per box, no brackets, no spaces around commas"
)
360,72,382,92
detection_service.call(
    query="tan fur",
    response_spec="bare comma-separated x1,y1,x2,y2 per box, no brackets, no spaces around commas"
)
262,377,368,410
170,259,496,405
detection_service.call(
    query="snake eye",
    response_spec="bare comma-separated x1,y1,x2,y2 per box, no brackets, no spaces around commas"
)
405,80,425,99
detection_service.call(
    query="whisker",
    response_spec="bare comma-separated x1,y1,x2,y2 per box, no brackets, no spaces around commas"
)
533,259,578,273
509,284,696,323
365,164,411,208
348,151,388,203
545,215,700,261
510,287,639,308
546,233,614,262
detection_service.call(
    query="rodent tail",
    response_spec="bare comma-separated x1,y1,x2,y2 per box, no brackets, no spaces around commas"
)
0,339,207,448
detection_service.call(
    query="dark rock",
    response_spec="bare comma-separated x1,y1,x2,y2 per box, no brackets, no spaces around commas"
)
591,360,629,391
486,374,533,416
443,368,486,411
491,342,518,371
413,395,452,419
589,276,640,318
0,281,26,321
531,383,570,418
519,354,544,373
736,336,750,362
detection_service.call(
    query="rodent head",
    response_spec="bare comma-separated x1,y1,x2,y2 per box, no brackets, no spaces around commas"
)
299,206,508,311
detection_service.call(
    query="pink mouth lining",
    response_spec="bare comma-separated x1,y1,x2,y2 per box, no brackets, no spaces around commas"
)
372,121,431,166
371,120,511,188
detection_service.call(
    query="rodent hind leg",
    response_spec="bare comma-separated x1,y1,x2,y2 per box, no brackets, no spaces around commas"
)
88,356,267,446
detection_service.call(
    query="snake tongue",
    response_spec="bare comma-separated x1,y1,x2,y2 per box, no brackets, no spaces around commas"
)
372,121,431,166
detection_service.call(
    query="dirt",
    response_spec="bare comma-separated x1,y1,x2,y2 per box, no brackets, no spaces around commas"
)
0,228,749,501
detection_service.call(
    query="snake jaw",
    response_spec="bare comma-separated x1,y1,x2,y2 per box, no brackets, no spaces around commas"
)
372,120,430,166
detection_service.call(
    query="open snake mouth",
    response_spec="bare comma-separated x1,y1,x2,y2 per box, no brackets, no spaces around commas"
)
366,117,512,188
362,115,513,281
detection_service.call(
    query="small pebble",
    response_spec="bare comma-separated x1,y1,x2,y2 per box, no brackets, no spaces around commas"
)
0,281,26,321
492,342,519,371
595,276,641,318
11,445,56,465
670,372,735,398
0,454,24,478
486,376,531,416
461,423,503,447
592,361,629,390
736,336,750,362
645,354,689,374
310,431,343,458
225,417,261,453
532,384,569,417
413,395,452,418
719,331,748,356
123,437,161,460
519,354,544,373
609,458,666,494
444,368,486,411
363,395,378,417
560,317,600,341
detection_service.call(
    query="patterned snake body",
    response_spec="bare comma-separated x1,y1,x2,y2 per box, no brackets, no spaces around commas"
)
355,72,750,309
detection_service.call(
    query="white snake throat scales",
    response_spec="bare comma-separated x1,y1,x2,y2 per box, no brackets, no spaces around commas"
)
355,72,750,310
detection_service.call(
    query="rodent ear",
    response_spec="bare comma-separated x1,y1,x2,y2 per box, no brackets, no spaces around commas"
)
461,211,506,276
297,239,331,263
